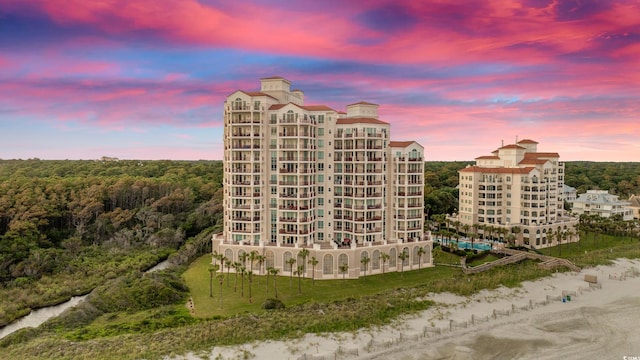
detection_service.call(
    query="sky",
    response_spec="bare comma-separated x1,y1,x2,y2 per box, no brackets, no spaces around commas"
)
0,0,639,162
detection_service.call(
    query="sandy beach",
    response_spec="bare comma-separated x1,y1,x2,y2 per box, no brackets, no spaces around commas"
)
181,258,640,360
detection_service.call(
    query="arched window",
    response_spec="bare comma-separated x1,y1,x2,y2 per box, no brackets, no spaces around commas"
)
338,253,348,266
412,247,420,265
323,254,333,274
402,247,410,266
360,251,369,271
283,251,293,271
389,248,397,267
424,246,431,264
372,250,380,270
224,249,233,262
265,250,275,269
234,97,243,110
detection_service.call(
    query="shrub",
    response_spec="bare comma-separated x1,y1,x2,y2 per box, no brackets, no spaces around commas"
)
262,298,285,310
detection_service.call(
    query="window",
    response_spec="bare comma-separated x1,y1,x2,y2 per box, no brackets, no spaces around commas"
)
323,254,333,274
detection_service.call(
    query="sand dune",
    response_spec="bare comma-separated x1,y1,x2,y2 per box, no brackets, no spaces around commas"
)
181,258,640,360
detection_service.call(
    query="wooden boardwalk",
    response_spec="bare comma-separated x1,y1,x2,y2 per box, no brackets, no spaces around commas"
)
462,248,580,274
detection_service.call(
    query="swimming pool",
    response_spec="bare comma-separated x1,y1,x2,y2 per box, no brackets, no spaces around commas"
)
435,238,492,251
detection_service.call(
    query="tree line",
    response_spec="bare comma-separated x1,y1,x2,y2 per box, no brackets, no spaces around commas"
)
0,159,223,284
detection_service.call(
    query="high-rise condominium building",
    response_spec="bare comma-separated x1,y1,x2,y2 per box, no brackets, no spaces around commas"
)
457,139,579,248
212,77,432,279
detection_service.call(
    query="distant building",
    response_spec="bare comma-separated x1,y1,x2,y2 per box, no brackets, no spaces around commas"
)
457,139,579,249
572,190,634,221
627,195,640,220
212,77,432,279
563,185,577,203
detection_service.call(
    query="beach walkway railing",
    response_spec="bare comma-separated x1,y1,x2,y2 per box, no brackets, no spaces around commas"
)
462,248,580,274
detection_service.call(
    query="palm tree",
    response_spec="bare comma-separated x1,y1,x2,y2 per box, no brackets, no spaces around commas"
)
249,250,258,274
224,258,231,287
445,217,452,233
507,233,516,248
247,267,255,303
339,263,349,280
256,254,266,276
360,254,370,278
565,229,576,250
208,264,219,297
294,265,304,294
417,247,426,269
511,226,522,247
299,248,310,277
239,251,249,269
214,251,226,276
232,262,241,292
453,220,462,246
462,224,470,240
380,252,390,274
432,214,446,233
398,250,409,275
239,266,246,297
286,257,296,288
555,228,564,257
479,224,487,240
216,273,224,309
268,267,280,298
308,256,319,284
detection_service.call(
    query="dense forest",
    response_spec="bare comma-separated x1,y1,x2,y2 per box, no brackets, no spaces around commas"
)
564,161,640,196
0,159,223,326
0,159,639,327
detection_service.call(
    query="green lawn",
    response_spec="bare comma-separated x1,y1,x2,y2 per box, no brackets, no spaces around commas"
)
183,254,458,318
184,234,640,319
540,232,640,267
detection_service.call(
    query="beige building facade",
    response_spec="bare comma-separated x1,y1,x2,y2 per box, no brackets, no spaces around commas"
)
213,77,432,279
457,139,579,249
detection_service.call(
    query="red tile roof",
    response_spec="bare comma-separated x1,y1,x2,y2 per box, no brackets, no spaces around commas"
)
348,101,378,106
519,158,548,165
243,91,277,99
389,141,416,148
527,152,560,158
336,117,389,125
517,139,538,144
475,155,500,160
460,166,535,174
302,105,334,111
498,144,526,150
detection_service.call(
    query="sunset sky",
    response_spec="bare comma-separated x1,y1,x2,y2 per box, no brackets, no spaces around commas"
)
1,0,639,161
